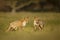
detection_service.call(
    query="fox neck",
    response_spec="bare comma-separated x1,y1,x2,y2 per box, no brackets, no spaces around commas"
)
22,20,27,26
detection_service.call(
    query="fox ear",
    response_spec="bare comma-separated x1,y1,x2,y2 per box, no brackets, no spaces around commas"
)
34,16,39,19
25,16,29,19
23,16,29,20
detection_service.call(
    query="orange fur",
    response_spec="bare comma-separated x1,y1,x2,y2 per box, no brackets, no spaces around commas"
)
6,17,29,32
33,16,44,31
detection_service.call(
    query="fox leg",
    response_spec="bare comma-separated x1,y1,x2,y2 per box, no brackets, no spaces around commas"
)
34,25,37,31
39,24,44,30
6,26,11,32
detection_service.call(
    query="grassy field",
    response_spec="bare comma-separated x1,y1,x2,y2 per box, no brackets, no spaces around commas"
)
0,12,60,40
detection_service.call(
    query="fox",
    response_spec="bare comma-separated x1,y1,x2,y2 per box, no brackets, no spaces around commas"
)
6,17,29,32
33,16,44,31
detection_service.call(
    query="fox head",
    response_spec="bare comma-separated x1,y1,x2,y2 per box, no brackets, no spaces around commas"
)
34,16,40,21
24,17,29,23
21,17,29,23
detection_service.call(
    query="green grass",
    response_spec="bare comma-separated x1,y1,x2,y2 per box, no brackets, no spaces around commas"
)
0,12,60,40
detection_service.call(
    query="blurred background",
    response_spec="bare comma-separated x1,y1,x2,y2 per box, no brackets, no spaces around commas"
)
0,0,60,12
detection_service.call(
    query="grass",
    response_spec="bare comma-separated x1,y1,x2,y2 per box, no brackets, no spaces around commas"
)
0,12,60,40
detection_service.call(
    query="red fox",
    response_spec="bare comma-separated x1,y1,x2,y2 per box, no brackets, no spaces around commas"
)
33,16,44,31
6,17,29,32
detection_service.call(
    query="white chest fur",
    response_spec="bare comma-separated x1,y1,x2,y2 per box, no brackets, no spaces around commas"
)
34,20,38,26
22,21,27,27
